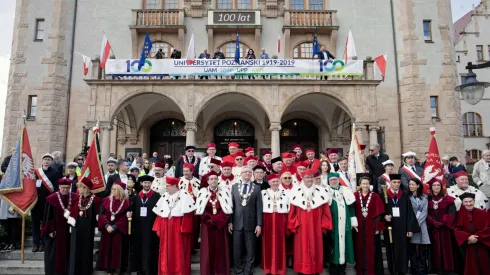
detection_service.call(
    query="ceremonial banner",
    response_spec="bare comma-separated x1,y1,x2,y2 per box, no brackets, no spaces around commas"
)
422,127,445,193
105,59,364,77
347,123,367,188
0,126,38,216
79,126,106,193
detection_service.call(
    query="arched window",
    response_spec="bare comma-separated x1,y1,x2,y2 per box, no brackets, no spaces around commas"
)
290,0,324,10
462,112,483,137
293,43,313,59
151,119,187,138
214,119,254,137
467,149,482,164
218,42,250,59
150,42,174,59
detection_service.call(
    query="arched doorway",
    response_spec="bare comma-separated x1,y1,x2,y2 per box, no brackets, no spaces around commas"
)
280,119,318,152
150,119,186,160
214,119,255,156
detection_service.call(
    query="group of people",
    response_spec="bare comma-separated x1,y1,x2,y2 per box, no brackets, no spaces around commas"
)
2,142,489,275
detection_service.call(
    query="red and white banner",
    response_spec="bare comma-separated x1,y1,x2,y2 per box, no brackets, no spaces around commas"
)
422,127,445,192
79,124,106,193
375,54,387,81
348,123,367,188
186,33,195,65
100,34,112,69
76,52,92,76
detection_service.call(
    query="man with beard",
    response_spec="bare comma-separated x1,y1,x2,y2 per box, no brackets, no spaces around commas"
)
33,153,61,253
270,157,283,174
105,157,118,183
130,175,161,275
201,158,222,189
42,178,79,275
327,148,340,171
199,143,222,179
218,161,239,191
175,145,201,178
259,150,273,174
292,144,307,163
151,162,167,195
244,147,255,157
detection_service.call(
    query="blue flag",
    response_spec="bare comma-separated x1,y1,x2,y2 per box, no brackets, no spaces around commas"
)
312,31,321,59
234,27,240,64
138,32,153,70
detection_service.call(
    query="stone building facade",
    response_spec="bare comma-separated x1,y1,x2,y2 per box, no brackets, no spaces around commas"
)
454,1,490,164
3,0,464,166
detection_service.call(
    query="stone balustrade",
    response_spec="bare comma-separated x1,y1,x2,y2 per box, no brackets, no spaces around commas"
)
284,10,338,27
132,9,184,26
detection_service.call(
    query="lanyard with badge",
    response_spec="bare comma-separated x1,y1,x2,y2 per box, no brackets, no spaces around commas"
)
391,196,400,217
140,196,149,217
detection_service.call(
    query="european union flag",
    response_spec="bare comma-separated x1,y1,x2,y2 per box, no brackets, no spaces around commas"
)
312,31,321,59
234,27,240,64
138,32,153,70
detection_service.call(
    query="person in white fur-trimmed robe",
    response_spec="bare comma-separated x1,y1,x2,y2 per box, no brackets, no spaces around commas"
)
325,172,358,275
179,162,201,252
195,171,234,275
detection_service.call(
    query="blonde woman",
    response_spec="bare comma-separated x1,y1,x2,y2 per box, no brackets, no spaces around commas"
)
96,181,130,274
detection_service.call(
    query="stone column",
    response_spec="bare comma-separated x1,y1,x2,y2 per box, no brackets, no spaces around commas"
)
369,125,380,146
355,125,365,145
270,122,281,157
101,126,111,164
185,121,197,146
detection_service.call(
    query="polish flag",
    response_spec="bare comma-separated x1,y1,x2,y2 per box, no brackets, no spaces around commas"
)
344,28,357,64
186,33,195,65
277,34,281,54
375,53,388,81
78,53,92,76
100,34,112,69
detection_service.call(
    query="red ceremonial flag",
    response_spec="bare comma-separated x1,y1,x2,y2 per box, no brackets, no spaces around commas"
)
277,34,281,54
100,34,112,69
0,126,38,216
421,127,446,194
79,125,106,193
375,54,387,81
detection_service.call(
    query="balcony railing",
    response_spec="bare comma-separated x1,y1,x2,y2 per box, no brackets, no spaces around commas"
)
284,10,338,27
131,9,184,26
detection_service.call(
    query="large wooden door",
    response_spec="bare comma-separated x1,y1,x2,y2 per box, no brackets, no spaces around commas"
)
214,119,255,156
280,119,319,152
152,140,186,161
150,119,187,161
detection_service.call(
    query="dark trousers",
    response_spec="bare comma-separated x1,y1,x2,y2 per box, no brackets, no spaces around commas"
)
410,244,428,275
329,263,346,275
5,218,21,245
31,201,44,245
233,229,256,275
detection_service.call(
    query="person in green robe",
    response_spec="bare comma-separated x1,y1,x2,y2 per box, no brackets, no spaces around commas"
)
326,172,358,275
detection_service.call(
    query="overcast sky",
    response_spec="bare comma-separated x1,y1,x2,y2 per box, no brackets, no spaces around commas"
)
0,0,481,151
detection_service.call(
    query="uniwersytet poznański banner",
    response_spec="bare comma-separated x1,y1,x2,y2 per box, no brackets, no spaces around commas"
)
105,59,364,77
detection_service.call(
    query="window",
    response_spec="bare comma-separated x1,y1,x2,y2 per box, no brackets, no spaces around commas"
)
218,42,249,58
164,0,178,9
237,0,250,9
423,20,432,41
477,45,484,61
150,42,174,58
293,43,313,59
430,96,438,118
291,0,305,10
35,19,45,41
462,112,483,137
217,0,232,9
144,0,159,8
27,95,37,119
466,149,482,164
309,0,323,10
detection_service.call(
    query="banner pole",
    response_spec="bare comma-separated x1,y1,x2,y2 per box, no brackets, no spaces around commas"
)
21,215,25,264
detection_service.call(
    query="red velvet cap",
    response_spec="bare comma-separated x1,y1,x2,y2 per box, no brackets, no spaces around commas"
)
327,148,339,155
154,162,165,168
302,169,315,176
220,161,234,168
267,174,281,181
207,143,216,149
228,142,239,148
115,181,126,190
80,177,94,189
183,163,195,170
454,171,468,179
281,152,295,159
245,147,254,153
210,158,221,165
261,150,272,156
306,149,315,154
292,144,302,150
58,178,72,186
235,151,245,157
166,177,180,186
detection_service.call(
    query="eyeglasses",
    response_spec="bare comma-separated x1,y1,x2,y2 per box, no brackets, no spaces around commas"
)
187,150,195,152
283,177,292,179
235,158,243,161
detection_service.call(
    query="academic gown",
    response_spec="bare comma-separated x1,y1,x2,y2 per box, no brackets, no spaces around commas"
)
426,195,457,273
281,163,296,174
383,190,420,275
288,186,332,274
131,190,161,274
454,208,490,275
69,194,101,275
174,156,200,178
42,192,79,275
96,197,130,273
279,183,295,256
353,191,386,275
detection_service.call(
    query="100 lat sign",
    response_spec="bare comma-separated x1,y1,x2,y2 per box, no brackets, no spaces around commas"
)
213,12,256,24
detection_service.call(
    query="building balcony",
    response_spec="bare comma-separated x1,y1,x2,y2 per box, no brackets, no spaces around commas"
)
130,9,185,33
283,10,339,34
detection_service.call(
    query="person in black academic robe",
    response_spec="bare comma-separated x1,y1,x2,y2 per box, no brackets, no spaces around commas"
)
383,174,420,275
41,179,79,275
129,175,161,275
69,178,101,275
174,146,201,178
252,165,269,267
104,160,139,197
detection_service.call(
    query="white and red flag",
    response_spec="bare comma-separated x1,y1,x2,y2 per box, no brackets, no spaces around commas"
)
347,123,367,189
76,52,92,76
100,34,112,69
186,33,195,65
277,34,281,54
375,53,388,81
344,28,357,64
421,127,446,193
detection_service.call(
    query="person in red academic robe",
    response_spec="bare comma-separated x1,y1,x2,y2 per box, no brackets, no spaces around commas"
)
218,161,239,191
196,171,233,275
279,172,294,267
222,142,240,163
152,176,195,275
288,169,332,274
353,174,386,275
304,149,321,172
261,174,290,275
201,158,222,189
259,150,273,174
453,192,490,275
179,163,201,253
281,152,296,174
96,181,130,274
426,180,457,274
42,178,79,275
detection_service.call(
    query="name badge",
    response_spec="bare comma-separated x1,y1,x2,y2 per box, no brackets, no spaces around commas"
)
140,207,147,217
392,207,400,217
36,180,42,188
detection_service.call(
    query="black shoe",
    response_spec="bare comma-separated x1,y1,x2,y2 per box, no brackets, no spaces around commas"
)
32,245,39,253
4,244,14,252
38,244,44,252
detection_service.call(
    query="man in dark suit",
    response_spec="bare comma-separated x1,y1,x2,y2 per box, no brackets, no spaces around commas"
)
174,146,200,178
449,156,467,173
104,159,137,197
365,143,390,183
228,166,263,275
198,49,211,79
317,45,335,80
398,151,423,191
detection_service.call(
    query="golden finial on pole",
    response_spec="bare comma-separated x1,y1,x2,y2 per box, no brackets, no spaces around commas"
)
382,185,388,204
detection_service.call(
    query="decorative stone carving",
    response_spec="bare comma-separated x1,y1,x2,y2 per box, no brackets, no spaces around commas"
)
117,136,127,145
184,0,210,18
258,0,285,17
185,121,198,132
269,121,282,132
